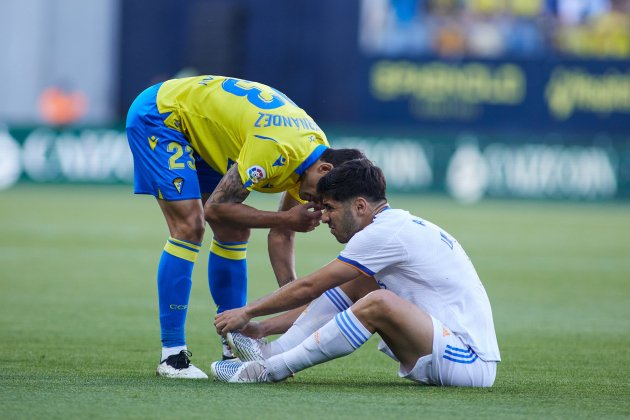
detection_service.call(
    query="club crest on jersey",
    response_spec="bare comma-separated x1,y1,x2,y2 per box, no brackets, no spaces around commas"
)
173,177,184,194
247,165,266,184
272,155,286,167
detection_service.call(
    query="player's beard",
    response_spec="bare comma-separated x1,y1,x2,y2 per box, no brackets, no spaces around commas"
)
332,204,360,244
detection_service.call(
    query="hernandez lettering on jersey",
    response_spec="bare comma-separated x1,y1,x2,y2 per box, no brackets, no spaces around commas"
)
253,112,321,131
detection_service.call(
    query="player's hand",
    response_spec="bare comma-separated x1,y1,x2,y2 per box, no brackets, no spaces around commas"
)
214,307,251,336
239,321,265,339
283,201,322,232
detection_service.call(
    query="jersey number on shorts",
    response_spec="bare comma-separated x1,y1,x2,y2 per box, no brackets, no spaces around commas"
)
222,78,295,110
167,142,196,170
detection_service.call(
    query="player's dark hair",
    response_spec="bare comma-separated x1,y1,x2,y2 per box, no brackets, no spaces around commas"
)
317,159,387,203
319,148,366,167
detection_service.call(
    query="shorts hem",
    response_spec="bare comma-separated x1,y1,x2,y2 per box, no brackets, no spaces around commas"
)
133,190,201,201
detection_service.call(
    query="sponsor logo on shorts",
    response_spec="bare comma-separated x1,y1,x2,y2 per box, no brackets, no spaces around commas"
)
247,165,266,184
314,330,321,345
173,177,184,194
442,327,451,337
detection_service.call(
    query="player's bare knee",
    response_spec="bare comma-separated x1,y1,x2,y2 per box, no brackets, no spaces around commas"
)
173,213,205,243
353,290,397,324
366,289,397,312
190,220,206,243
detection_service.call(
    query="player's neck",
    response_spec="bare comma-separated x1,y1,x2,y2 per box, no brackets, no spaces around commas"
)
370,201,389,219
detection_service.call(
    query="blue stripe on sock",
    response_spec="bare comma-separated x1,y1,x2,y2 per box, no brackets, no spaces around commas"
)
340,311,368,343
167,239,200,253
335,311,368,349
334,314,361,348
325,290,347,312
171,238,202,247
328,288,350,310
213,242,248,252
214,239,249,246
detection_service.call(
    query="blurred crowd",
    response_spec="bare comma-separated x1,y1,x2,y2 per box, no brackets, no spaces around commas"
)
360,0,630,58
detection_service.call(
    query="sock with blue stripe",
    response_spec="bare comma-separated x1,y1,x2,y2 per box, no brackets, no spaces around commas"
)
158,237,200,349
208,238,248,313
266,308,372,381
266,287,352,357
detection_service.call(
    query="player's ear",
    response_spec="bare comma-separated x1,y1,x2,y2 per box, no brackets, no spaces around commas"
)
317,161,333,174
354,197,368,215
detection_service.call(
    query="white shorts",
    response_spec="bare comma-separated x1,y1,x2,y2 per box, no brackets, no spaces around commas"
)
380,316,497,387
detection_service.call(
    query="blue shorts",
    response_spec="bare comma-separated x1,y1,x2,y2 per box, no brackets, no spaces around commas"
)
125,83,223,201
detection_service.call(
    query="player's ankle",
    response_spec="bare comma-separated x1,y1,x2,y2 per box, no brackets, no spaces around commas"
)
161,345,187,361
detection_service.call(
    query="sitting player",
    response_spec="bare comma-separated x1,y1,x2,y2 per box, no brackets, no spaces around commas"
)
212,159,500,386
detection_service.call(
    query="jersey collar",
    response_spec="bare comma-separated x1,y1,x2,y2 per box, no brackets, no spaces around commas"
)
294,145,329,176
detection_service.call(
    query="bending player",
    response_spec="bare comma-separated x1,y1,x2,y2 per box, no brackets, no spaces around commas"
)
212,159,501,386
126,75,364,378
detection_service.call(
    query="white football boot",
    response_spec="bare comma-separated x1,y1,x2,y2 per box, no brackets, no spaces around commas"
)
227,331,267,362
156,350,208,379
210,360,269,383
221,336,238,360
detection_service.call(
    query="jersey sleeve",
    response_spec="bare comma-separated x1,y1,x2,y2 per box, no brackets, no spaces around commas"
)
338,228,405,277
236,134,287,191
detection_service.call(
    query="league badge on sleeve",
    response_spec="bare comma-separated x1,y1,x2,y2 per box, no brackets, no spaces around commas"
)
246,165,266,184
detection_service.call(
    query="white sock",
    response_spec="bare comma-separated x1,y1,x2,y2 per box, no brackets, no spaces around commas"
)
265,287,352,358
266,308,372,381
161,345,187,361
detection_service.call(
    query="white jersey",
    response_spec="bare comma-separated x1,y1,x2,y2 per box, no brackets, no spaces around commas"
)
338,208,500,362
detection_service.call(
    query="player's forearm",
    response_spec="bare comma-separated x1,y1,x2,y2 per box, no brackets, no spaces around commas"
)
245,278,320,319
205,202,289,229
268,228,296,286
258,306,306,336
244,260,357,321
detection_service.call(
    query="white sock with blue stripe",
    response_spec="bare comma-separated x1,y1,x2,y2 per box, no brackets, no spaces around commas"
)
266,308,372,381
266,287,352,357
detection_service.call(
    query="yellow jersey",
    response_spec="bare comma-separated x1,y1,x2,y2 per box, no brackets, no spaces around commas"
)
156,75,329,199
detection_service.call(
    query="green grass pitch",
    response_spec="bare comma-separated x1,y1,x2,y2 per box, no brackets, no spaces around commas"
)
1,185,629,418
